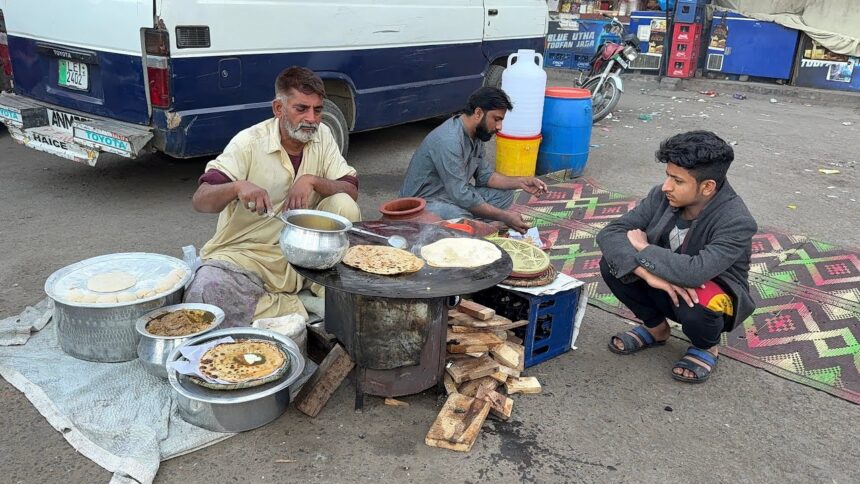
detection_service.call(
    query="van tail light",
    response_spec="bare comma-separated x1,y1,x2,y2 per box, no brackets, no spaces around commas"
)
0,10,14,81
143,28,170,108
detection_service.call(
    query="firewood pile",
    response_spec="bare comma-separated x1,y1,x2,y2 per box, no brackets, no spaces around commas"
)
425,300,541,452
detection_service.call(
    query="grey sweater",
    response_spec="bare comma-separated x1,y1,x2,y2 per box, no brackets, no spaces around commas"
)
596,181,758,327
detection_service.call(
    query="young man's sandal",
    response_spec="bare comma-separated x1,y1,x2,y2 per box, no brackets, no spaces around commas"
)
608,325,668,355
672,347,719,383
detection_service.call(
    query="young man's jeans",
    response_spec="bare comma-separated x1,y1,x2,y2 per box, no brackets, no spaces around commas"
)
599,258,728,348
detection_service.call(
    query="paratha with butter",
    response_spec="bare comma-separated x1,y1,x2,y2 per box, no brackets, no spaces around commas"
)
342,245,424,275
198,339,287,383
420,238,502,268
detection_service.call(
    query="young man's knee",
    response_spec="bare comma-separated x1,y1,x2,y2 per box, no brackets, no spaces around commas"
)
599,257,621,285
675,306,724,348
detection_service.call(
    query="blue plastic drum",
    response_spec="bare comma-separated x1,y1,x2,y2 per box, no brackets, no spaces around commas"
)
536,87,593,177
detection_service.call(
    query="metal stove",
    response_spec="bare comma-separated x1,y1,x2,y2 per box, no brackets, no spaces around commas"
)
294,221,512,409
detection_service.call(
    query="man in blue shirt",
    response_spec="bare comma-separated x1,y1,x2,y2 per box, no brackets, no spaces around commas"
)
399,87,547,233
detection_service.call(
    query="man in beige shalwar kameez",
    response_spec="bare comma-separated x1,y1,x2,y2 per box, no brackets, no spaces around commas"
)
185,67,360,326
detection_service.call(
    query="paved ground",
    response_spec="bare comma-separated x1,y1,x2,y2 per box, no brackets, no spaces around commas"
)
1,80,859,483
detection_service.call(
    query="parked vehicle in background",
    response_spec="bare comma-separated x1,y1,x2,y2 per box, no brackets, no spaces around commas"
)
578,15,640,122
0,0,547,166
0,9,11,91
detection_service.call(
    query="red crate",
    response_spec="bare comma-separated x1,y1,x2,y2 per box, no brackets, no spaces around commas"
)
668,58,696,78
672,22,702,42
670,41,696,60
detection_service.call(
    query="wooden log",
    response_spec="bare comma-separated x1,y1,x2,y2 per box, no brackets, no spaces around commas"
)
294,344,355,418
443,373,459,395
496,364,521,379
448,312,527,332
506,330,524,346
457,300,495,320
447,330,505,354
458,376,500,397
505,376,542,395
475,387,514,421
446,355,499,384
384,398,409,407
465,352,487,358
425,393,491,452
488,371,509,384
491,341,524,370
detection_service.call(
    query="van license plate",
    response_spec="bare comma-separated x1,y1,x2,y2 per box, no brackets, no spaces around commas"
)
58,60,89,91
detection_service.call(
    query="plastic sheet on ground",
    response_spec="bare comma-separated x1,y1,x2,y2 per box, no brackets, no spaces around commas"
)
0,299,315,484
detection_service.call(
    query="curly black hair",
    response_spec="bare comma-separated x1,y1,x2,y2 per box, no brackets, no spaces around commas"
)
656,131,734,188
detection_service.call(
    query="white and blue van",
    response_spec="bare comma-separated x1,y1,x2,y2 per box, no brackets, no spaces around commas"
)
0,0,547,165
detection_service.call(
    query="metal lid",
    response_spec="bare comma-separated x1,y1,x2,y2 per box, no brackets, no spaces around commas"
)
44,252,191,308
166,327,305,404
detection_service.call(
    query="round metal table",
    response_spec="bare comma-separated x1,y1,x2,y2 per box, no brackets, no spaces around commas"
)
294,221,512,409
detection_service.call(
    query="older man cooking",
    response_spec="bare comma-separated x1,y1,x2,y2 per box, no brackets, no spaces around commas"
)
186,66,361,327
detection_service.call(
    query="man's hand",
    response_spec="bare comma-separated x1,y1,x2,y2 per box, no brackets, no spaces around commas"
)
285,175,317,210
518,177,549,197
504,213,531,234
627,229,650,251
637,268,699,308
235,180,272,215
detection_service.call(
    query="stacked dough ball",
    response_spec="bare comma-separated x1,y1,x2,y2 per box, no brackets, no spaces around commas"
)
65,268,187,304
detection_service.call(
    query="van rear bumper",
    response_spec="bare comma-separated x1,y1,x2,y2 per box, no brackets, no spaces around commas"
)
0,92,154,166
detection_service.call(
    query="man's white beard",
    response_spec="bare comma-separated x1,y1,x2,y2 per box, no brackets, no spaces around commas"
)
285,119,319,144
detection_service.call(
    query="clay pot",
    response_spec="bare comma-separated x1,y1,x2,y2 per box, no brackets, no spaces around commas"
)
378,197,441,223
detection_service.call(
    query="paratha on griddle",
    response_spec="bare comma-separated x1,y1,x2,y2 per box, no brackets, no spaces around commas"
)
342,245,424,275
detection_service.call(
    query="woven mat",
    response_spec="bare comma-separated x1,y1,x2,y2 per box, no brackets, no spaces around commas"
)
511,175,860,404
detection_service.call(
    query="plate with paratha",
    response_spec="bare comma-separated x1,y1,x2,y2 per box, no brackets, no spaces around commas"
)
191,339,290,390
342,245,425,275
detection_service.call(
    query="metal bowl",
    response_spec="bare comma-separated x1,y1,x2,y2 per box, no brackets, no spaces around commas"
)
135,303,225,379
278,209,352,270
166,327,306,433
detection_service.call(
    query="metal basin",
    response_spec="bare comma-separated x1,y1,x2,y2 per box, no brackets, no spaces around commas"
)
135,303,225,379
278,209,351,270
166,327,305,433
44,253,193,362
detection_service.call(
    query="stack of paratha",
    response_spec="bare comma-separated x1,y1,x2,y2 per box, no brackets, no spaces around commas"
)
197,339,288,388
342,245,424,275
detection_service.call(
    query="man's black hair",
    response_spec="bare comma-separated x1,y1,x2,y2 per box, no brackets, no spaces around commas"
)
463,87,513,115
656,130,734,188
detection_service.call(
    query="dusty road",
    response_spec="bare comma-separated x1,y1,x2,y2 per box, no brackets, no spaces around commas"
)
1,79,859,483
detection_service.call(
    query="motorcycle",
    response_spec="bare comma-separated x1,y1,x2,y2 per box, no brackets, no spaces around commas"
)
578,15,641,122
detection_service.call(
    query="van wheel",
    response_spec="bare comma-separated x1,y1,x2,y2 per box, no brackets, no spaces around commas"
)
322,98,350,156
484,64,504,89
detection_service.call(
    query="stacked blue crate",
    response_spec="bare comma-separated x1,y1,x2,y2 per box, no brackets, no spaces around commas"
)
473,285,583,368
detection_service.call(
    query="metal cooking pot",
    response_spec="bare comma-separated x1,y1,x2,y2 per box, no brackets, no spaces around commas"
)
45,253,193,363
278,209,352,270
135,303,225,379
166,327,305,433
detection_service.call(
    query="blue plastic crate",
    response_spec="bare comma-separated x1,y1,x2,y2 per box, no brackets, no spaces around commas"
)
674,0,705,24
473,285,582,368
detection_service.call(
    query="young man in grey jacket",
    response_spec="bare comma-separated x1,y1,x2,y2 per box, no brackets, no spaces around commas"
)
596,131,757,383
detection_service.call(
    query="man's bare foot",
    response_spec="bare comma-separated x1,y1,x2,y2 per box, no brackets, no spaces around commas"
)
673,346,719,380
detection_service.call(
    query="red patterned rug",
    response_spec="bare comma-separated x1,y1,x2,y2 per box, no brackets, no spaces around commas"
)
511,175,860,404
